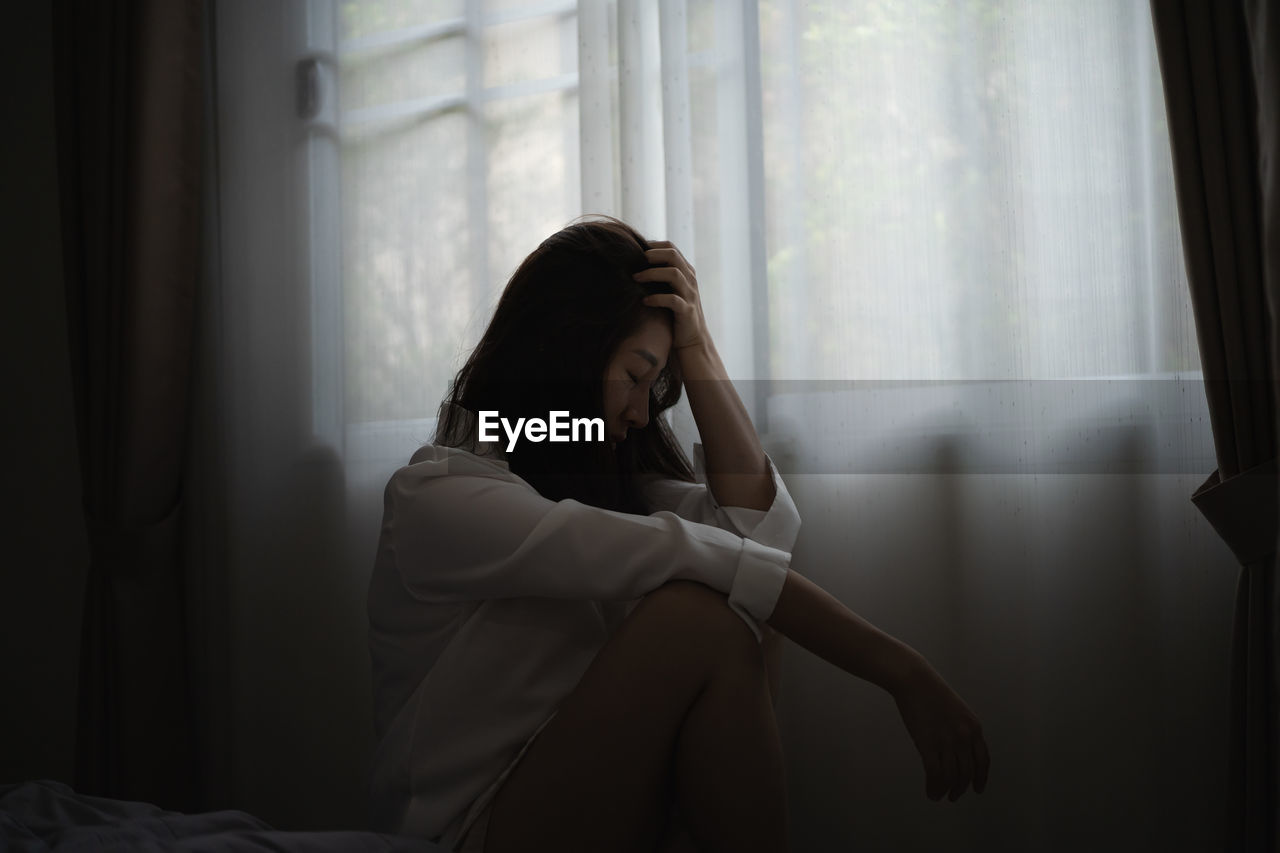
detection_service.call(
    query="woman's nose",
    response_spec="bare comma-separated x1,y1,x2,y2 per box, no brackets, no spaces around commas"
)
626,394,649,429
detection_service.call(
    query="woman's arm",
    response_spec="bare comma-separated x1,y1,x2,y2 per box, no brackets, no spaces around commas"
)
634,242,773,512
766,571,920,691
676,340,775,511
767,570,991,801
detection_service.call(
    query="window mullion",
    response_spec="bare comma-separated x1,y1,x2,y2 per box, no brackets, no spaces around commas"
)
466,1,491,321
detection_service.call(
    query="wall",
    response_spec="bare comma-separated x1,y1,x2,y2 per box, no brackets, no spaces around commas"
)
771,381,1239,851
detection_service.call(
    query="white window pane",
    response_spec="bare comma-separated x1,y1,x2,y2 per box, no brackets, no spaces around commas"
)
340,36,466,113
339,0,465,41
485,89,581,288
342,113,472,423
758,0,1196,380
484,14,570,89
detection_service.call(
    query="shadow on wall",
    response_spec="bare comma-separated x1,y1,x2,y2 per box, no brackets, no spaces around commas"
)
229,440,376,831
775,419,1233,852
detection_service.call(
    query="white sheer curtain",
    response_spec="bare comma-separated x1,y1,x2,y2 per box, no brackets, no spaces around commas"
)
334,0,1204,466
208,1,1239,847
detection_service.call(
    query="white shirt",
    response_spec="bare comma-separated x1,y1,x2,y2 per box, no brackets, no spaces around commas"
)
366,410,801,844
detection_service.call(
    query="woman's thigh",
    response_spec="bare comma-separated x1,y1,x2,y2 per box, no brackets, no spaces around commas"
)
483,581,764,853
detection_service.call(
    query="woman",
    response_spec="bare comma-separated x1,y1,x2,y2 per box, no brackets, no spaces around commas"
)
367,217,989,852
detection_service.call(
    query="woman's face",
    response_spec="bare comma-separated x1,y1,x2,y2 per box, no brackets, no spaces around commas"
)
602,314,672,448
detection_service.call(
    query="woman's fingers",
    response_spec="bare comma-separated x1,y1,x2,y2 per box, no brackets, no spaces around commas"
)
644,242,695,278
940,725,987,801
633,265,694,301
973,733,990,793
642,247,696,284
641,293,690,315
940,749,960,801
641,289,706,350
951,741,973,801
922,749,945,801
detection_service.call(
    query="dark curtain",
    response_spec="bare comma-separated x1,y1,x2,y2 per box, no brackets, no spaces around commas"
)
1150,1,1279,851
52,0,206,811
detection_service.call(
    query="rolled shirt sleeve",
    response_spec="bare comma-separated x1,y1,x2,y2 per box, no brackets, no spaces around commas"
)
638,443,802,554
637,444,801,637
386,449,792,631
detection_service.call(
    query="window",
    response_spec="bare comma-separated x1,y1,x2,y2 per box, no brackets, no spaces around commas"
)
303,0,1201,482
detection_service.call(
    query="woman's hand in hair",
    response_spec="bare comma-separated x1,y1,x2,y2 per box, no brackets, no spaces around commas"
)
638,240,770,508
634,242,710,352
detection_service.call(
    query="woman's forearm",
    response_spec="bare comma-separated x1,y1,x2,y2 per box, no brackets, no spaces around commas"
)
766,570,925,696
676,340,774,511
764,571,993,802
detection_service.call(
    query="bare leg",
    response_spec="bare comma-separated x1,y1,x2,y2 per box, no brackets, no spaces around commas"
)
484,581,789,853
670,626,786,853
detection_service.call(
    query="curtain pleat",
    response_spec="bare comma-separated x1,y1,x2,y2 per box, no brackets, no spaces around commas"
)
1150,1,1279,850
53,0,206,811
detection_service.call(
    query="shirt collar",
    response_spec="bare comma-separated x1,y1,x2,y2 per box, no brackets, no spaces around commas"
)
440,402,508,463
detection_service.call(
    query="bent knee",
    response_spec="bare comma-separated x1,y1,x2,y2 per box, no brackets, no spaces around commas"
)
631,581,761,660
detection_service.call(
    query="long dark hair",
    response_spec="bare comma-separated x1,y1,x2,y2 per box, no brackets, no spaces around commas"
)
433,216,694,514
